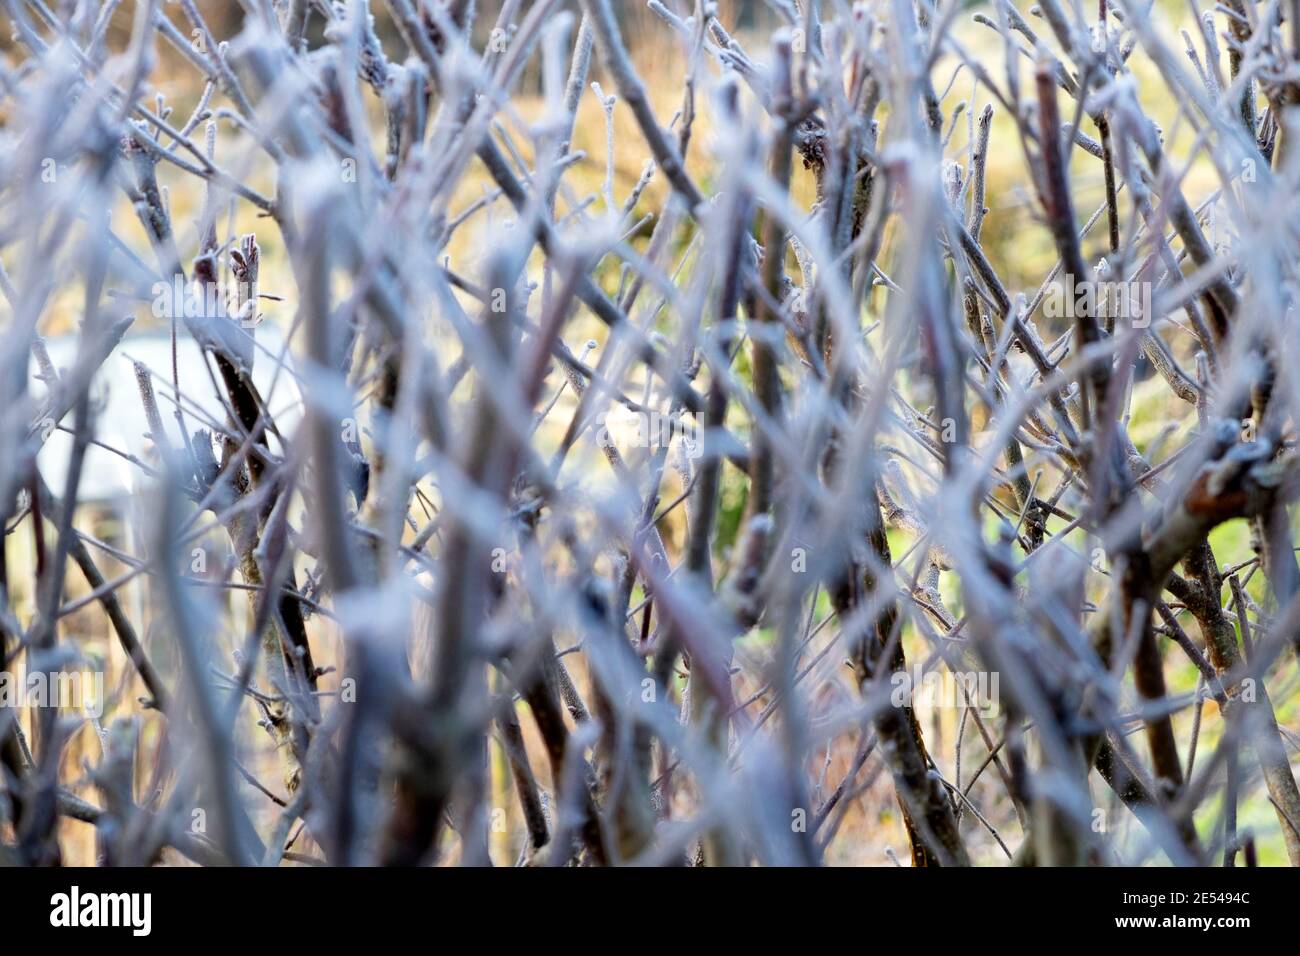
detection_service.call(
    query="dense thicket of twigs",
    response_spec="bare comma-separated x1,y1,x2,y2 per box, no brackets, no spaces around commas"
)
2,0,1299,867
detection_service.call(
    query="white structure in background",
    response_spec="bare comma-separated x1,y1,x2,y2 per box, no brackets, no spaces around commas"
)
31,324,303,631
33,323,303,506
26,323,303,708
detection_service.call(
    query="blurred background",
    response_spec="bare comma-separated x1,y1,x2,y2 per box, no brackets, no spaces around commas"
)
2,0,1288,866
